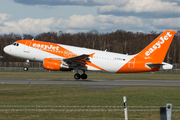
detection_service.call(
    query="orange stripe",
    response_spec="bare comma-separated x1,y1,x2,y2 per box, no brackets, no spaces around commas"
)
17,40,105,71
86,61,107,72
16,40,77,58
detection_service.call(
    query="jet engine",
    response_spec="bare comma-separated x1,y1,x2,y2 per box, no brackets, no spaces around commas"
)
43,58,72,71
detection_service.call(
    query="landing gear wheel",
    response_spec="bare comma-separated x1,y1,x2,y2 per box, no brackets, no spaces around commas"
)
81,74,87,79
23,67,28,71
74,73,81,80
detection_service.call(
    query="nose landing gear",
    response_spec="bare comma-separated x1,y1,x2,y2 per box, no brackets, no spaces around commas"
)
23,67,28,71
23,60,29,71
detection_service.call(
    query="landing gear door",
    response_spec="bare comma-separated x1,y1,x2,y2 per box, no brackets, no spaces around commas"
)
128,58,135,69
24,41,31,53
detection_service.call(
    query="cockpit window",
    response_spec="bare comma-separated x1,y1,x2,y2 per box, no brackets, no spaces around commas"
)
12,43,19,46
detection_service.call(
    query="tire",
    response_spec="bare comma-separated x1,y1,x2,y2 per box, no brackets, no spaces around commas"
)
23,67,28,71
74,73,81,80
81,74,87,79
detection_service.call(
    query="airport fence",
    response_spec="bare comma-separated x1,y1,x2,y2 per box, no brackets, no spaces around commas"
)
0,67,47,72
0,105,180,112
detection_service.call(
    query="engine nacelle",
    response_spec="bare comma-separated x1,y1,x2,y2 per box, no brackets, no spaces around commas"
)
43,58,72,71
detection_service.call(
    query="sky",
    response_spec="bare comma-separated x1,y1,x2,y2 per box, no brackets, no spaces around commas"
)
1,0,180,35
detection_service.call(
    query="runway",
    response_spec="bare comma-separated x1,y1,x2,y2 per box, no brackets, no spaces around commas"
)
0,78,180,87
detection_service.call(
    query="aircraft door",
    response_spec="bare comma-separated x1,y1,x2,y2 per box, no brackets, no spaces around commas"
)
24,41,31,53
128,58,135,69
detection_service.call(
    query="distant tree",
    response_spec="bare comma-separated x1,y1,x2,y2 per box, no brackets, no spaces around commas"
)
23,34,34,40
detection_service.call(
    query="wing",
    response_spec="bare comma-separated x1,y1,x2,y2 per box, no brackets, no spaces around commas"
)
63,53,95,67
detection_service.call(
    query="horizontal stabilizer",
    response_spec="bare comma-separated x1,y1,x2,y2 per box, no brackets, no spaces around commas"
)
146,63,173,70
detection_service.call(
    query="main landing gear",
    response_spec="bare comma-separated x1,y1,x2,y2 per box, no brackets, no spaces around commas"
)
23,60,29,71
74,70,87,80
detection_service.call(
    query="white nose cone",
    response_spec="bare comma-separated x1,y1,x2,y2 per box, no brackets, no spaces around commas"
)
160,63,173,70
3,45,11,55
4,46,8,53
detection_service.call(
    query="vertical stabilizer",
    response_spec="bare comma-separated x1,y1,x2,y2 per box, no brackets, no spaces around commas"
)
137,30,176,63
116,30,176,73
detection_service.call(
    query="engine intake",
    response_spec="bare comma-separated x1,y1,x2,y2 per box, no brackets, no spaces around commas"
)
43,58,72,71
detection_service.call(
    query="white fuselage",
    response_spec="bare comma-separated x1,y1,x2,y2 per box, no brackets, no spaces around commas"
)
4,42,135,73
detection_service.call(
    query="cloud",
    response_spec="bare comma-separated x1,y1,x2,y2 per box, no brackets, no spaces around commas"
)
1,17,55,34
13,0,128,6
50,14,150,33
98,0,180,18
0,13,11,24
93,0,130,6
152,18,180,29
13,0,88,6
13,0,180,19
61,14,95,28
162,0,180,2
0,13,180,35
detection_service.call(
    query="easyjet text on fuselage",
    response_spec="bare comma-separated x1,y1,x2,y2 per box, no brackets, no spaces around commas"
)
32,43,59,51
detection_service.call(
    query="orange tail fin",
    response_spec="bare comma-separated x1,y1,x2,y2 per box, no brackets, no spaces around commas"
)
137,30,176,63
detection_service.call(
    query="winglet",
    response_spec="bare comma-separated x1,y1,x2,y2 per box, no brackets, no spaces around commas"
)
89,53,95,58
137,30,176,63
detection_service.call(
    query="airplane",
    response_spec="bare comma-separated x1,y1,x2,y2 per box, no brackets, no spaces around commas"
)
3,30,175,80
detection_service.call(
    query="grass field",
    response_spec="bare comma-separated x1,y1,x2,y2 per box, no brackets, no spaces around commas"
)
0,85,180,119
0,71,180,119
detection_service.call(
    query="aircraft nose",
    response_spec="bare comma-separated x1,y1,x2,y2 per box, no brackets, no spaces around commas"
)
3,45,11,54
